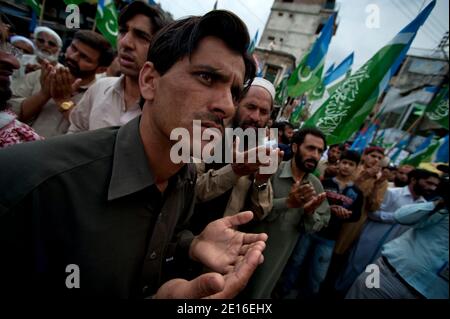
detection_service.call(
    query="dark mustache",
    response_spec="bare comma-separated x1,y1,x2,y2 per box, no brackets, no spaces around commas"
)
305,159,318,165
194,113,224,129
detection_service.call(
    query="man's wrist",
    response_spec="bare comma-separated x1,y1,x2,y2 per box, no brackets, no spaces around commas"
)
56,99,75,112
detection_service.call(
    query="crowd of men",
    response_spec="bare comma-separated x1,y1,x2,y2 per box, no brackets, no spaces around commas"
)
0,2,448,299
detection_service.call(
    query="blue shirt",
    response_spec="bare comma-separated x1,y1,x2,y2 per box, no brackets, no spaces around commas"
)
382,202,449,299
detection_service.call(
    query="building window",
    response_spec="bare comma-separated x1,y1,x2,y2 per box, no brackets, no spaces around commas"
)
282,0,294,3
280,38,284,42
278,12,284,17
268,36,275,41
264,64,282,84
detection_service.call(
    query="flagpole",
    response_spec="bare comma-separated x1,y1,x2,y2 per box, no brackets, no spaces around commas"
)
92,19,97,31
386,115,423,157
39,0,46,26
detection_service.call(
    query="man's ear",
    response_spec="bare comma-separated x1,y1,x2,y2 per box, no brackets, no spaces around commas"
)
139,61,159,102
291,143,298,154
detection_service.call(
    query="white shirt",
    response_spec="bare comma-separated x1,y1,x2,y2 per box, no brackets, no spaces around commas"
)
68,75,141,133
369,186,427,223
9,67,89,138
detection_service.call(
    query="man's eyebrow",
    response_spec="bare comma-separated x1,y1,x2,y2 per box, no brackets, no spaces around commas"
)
192,65,230,81
193,64,245,97
131,27,152,39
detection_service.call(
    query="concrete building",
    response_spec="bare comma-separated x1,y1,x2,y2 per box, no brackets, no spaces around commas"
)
254,0,338,87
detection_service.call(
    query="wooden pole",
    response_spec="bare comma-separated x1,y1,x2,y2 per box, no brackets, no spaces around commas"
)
39,0,46,26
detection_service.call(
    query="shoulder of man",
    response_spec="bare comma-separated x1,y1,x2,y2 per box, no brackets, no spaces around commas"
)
86,76,121,95
0,126,119,211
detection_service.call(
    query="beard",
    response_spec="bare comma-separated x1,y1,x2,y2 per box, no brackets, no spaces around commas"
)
394,177,408,188
413,182,435,199
65,58,95,79
36,48,59,63
295,150,318,173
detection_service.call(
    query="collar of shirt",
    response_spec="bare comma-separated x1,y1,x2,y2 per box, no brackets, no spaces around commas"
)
112,74,126,97
332,176,354,189
110,75,141,113
107,116,193,200
77,77,97,93
400,185,426,203
279,160,310,182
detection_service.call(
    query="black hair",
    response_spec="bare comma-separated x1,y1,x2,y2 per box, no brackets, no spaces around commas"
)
291,127,327,150
147,10,256,93
340,150,361,165
408,168,440,184
119,1,167,35
73,30,114,67
329,143,345,152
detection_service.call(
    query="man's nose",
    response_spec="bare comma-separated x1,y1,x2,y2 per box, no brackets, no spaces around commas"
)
210,89,235,121
249,109,260,122
118,32,134,50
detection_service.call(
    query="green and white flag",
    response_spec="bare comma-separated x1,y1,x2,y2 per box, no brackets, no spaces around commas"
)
425,86,449,130
401,139,440,167
303,1,436,145
26,0,41,16
287,14,334,98
308,81,326,101
96,0,118,48
275,74,289,106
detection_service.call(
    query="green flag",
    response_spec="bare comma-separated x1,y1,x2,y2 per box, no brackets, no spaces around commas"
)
401,139,440,167
425,86,449,130
303,1,436,145
308,80,326,101
96,0,118,48
275,75,289,106
26,0,41,16
290,97,306,124
287,14,334,98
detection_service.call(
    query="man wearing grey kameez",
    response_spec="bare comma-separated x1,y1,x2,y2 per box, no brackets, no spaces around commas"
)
241,128,330,298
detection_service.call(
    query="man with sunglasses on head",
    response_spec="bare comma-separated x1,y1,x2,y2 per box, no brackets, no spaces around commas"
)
68,1,166,133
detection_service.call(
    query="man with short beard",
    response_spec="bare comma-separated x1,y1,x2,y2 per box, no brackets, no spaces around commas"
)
241,127,330,298
335,168,440,294
317,143,344,179
10,30,113,138
68,2,166,133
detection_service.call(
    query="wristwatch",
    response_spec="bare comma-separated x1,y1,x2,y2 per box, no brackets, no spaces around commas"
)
59,100,75,112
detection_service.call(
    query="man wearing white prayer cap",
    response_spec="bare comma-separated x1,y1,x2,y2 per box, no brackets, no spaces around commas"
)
10,35,35,55
33,26,62,64
191,77,280,235
232,77,275,130
10,27,63,93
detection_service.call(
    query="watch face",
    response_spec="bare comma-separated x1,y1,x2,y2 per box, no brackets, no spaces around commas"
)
60,102,73,110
